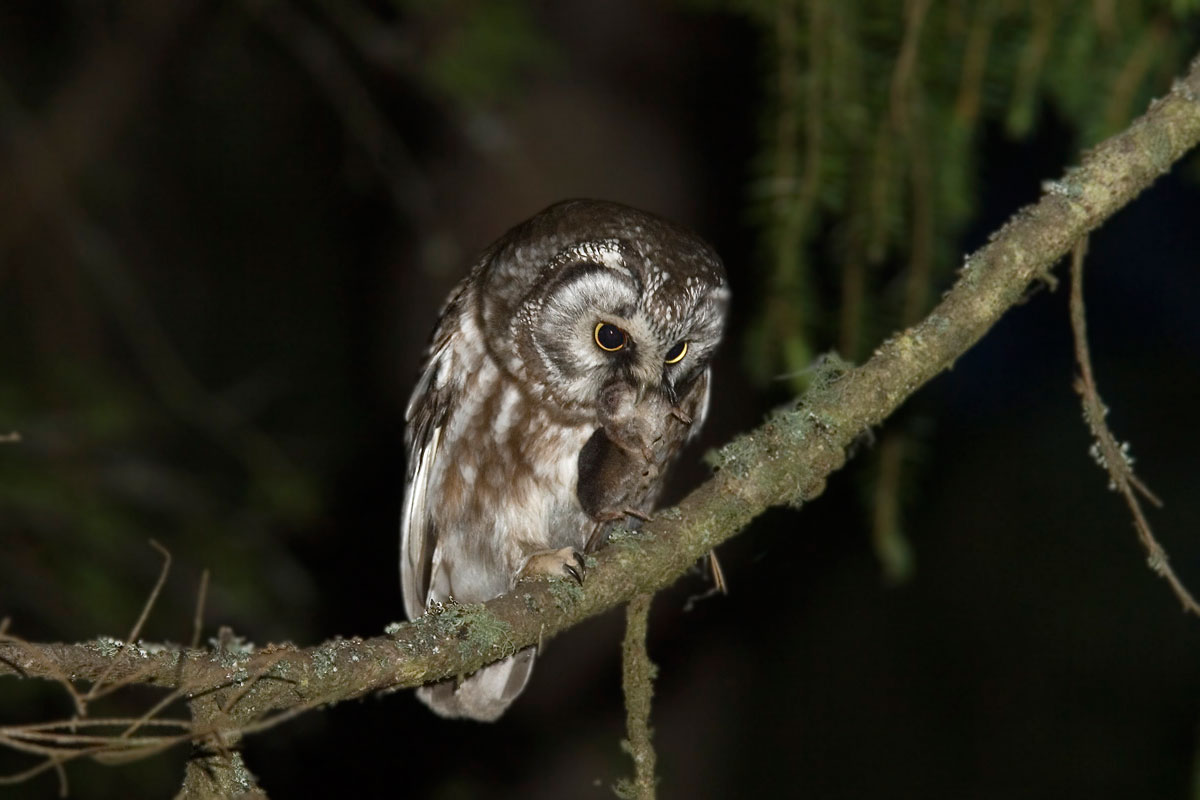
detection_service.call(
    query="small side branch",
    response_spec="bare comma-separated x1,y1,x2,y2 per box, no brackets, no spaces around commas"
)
86,540,172,704
617,594,657,800
1068,238,1200,613
177,748,267,800
190,568,210,651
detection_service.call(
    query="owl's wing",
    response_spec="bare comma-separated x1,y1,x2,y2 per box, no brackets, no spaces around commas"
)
400,284,466,619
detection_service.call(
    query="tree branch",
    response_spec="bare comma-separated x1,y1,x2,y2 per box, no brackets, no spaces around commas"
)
617,593,658,800
1068,238,1200,613
3,50,1200,774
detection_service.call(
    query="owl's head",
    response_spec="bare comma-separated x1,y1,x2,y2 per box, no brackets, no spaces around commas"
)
477,200,729,414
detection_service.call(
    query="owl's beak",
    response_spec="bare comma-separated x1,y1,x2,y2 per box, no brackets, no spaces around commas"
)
629,356,664,400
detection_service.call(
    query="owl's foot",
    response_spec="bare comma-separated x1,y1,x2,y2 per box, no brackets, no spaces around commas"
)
518,547,585,585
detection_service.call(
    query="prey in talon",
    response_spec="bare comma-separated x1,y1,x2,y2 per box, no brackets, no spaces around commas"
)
400,200,728,721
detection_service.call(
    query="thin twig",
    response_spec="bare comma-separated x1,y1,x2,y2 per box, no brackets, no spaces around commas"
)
85,540,171,702
3,729,185,747
4,717,190,733
0,714,193,778
617,594,657,800
0,718,189,786
0,751,81,791
91,736,189,765
52,761,67,799
119,687,192,740
1068,238,1200,613
191,568,210,651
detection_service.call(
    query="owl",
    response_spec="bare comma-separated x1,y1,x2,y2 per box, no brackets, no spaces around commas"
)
401,199,729,721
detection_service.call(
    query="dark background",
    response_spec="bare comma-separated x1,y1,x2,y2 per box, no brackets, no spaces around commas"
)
2,2,1200,798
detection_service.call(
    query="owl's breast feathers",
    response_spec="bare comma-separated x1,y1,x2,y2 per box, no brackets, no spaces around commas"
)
405,375,704,613
404,294,712,616
402,302,596,609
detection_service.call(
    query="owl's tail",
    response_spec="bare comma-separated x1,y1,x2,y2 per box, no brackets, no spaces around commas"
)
415,646,537,722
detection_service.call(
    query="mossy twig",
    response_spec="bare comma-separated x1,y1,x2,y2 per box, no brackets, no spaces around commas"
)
616,593,657,800
1067,238,1200,613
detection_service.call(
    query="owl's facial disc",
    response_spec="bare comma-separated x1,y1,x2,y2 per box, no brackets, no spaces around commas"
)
523,251,722,413
527,264,638,405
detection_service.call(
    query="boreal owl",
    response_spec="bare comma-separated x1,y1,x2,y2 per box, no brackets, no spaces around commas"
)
401,199,728,720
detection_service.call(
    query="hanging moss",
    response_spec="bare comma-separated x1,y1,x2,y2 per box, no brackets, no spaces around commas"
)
710,0,1198,384
697,0,1200,580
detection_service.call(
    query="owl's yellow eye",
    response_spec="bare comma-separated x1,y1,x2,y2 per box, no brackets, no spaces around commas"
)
594,323,627,352
664,340,688,364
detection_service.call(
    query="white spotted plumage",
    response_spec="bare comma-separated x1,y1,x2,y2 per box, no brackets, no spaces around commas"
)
401,200,728,721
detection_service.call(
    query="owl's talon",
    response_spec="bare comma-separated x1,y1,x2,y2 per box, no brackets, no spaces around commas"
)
670,407,693,425
563,553,584,585
519,547,586,585
593,507,652,524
